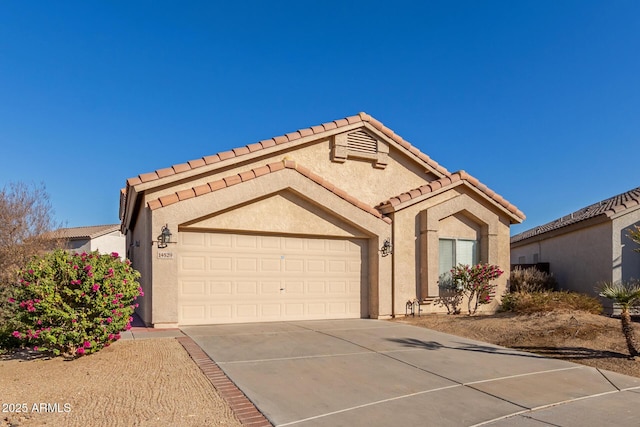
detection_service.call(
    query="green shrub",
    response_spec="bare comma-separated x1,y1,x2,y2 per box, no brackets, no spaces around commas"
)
500,290,602,314
509,267,557,293
8,249,141,357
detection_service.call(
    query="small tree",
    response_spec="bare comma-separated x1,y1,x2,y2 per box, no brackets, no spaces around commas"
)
0,182,63,337
598,280,640,359
9,249,141,357
451,263,504,315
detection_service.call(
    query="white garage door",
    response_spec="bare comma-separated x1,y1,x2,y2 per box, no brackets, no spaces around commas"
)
177,232,367,325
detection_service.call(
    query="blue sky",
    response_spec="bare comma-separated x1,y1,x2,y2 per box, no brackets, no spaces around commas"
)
1,1,638,235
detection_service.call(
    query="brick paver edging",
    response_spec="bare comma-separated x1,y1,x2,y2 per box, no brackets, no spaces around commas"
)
176,336,273,426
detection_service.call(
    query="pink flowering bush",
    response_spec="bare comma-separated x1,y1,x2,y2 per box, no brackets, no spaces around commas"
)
9,249,141,357
451,263,504,315
438,263,504,315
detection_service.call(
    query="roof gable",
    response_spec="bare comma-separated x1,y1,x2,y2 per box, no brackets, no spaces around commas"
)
120,112,451,229
125,112,448,189
376,170,525,224
147,159,391,224
511,185,640,244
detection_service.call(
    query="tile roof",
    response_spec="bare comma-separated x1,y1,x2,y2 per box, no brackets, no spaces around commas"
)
146,159,392,224
125,112,449,188
57,224,121,240
511,185,640,244
376,170,526,222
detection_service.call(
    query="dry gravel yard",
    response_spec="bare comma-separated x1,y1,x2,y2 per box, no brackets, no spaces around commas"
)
0,338,241,427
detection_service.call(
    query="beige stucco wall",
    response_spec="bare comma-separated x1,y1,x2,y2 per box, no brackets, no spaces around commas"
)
510,221,613,297
612,210,640,284
126,206,153,325
144,169,392,326
392,186,512,315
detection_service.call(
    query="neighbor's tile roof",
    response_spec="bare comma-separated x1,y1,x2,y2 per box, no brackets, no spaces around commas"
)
57,224,121,240
377,170,526,222
146,159,392,224
511,185,640,244
125,112,449,188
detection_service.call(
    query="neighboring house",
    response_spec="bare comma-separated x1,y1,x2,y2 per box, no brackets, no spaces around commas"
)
510,186,640,311
58,224,125,256
119,113,524,327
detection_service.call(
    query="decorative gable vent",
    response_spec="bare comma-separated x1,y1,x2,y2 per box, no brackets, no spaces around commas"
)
347,130,377,155
331,129,389,169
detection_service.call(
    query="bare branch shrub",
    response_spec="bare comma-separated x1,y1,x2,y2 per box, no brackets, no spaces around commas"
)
0,182,64,324
509,266,557,293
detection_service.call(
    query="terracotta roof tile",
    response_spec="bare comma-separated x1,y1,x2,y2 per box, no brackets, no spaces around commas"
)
159,193,179,207
253,165,271,177
218,151,235,161
247,142,263,152
193,183,212,196
156,167,176,178
285,131,302,141
209,180,226,191
239,170,255,182
294,164,311,176
346,114,362,125
148,200,162,210
322,121,338,131
306,170,324,185
409,189,422,199
268,162,285,172
188,159,206,169
172,163,191,174
273,135,288,144
298,128,314,138
377,171,525,223
203,154,221,164
511,186,640,243
146,160,389,223
310,125,325,134
334,118,349,127
223,175,242,187
139,172,159,183
127,177,142,186
260,139,277,148
232,147,250,156
321,180,336,193
176,188,196,201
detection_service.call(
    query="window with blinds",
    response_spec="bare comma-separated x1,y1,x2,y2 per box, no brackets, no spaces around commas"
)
438,238,478,277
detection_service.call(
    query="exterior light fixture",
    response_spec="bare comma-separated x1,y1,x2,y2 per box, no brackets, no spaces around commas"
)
157,224,172,249
380,238,393,257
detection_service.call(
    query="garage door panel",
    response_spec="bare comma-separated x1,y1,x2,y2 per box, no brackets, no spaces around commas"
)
178,232,367,325
210,257,232,271
284,259,304,272
211,281,232,294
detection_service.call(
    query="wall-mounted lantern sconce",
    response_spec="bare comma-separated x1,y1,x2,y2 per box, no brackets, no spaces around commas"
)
157,224,172,249
379,238,393,257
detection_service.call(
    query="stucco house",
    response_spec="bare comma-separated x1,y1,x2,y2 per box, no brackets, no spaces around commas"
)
119,113,524,327
510,186,640,310
59,224,125,256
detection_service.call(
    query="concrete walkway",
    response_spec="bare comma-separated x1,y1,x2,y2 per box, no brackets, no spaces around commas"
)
182,319,640,427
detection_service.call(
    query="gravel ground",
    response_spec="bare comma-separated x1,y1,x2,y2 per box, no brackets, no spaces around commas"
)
0,338,242,427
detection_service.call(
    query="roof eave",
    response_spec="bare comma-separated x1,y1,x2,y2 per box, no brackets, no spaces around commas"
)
378,180,525,224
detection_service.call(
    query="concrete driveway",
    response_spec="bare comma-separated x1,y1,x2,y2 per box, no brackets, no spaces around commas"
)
182,319,640,426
